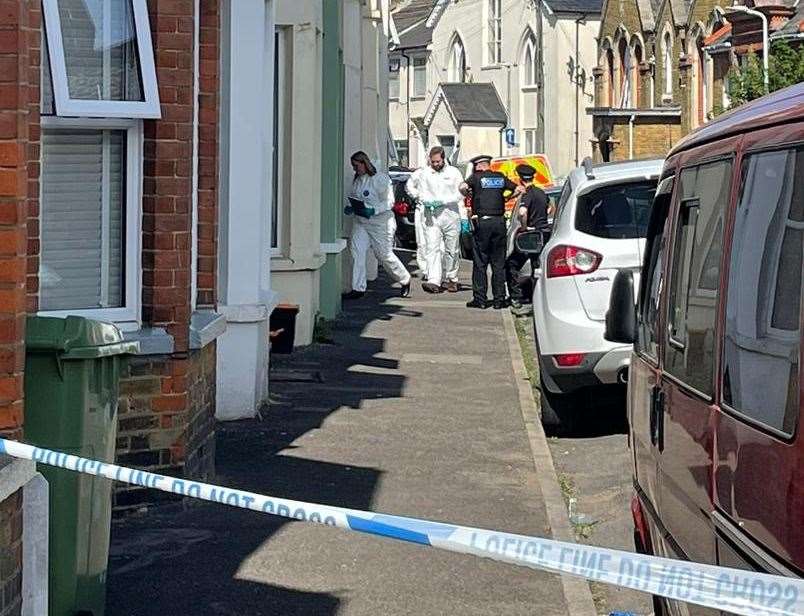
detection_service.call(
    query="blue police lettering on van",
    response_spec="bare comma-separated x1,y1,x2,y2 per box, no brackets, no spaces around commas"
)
480,177,505,189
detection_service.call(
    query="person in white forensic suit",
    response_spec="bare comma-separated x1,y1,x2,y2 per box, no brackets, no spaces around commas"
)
405,146,467,293
342,151,412,300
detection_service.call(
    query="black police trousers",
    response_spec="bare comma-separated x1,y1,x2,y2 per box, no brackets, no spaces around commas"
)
471,216,507,303
505,249,537,302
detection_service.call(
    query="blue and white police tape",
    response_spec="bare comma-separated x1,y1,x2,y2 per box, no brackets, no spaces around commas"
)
3,437,802,616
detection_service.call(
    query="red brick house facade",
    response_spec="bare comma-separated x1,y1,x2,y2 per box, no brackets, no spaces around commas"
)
0,0,223,607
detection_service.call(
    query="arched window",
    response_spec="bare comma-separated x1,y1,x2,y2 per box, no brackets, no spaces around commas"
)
697,35,708,124
618,38,632,108
520,31,539,152
632,39,643,107
606,46,615,107
663,31,673,96
522,33,537,86
447,36,466,82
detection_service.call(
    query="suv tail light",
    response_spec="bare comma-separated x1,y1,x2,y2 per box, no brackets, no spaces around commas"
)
546,245,602,278
554,353,586,367
392,201,409,216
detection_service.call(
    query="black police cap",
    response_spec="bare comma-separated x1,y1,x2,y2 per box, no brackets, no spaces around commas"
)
516,164,536,180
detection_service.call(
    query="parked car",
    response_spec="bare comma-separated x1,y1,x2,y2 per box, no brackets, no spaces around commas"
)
520,157,663,429
389,168,417,249
605,84,803,615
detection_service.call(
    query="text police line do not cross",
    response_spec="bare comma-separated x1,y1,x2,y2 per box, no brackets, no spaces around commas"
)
2,438,802,616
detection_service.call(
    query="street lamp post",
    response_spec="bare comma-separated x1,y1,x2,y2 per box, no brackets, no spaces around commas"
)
730,3,769,94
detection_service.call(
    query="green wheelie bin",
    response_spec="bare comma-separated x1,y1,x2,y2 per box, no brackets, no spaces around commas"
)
24,315,138,616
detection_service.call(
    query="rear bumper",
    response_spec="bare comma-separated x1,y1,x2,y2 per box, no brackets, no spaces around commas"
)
539,345,632,393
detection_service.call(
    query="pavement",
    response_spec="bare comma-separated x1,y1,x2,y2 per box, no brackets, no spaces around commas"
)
106,257,596,615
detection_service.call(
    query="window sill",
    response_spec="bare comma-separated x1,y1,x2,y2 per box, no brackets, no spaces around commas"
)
271,254,328,272
190,311,227,350
521,85,540,92
480,65,504,71
123,327,175,356
410,96,426,102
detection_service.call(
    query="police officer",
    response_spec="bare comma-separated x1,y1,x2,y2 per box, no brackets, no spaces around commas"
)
506,163,550,315
460,155,524,309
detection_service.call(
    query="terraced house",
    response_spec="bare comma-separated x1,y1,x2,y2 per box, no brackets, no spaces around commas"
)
589,0,803,161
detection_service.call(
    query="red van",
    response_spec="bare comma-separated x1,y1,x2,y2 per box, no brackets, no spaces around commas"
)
606,83,803,615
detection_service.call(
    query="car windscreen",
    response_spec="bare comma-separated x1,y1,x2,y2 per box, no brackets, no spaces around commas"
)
574,180,657,239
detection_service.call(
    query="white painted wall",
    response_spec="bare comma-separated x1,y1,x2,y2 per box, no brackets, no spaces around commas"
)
542,11,599,175
271,0,326,346
217,0,276,420
389,0,599,177
342,0,391,293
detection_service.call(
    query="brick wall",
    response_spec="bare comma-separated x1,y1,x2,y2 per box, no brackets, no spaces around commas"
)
115,345,216,512
0,2,38,611
197,0,220,308
143,0,195,354
595,118,682,162
0,489,22,616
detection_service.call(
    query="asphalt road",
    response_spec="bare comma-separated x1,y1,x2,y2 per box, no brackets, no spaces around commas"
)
515,315,654,616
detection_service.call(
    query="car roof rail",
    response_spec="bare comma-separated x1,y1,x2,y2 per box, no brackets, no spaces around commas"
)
582,156,595,180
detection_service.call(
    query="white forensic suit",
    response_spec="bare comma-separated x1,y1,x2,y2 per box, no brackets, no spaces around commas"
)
348,172,412,293
405,164,465,285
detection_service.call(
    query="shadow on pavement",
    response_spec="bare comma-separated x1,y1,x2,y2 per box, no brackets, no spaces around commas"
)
106,271,412,616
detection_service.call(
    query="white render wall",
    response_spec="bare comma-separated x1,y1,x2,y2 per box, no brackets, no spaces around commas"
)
217,0,276,420
342,0,392,293
389,0,599,177
271,0,326,346
542,12,599,176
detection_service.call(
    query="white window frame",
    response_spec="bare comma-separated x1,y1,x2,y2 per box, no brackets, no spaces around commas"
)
448,37,465,83
521,35,538,88
663,31,673,96
522,128,537,154
389,67,400,100
412,56,427,98
38,117,143,329
271,26,290,257
485,0,503,66
42,0,161,119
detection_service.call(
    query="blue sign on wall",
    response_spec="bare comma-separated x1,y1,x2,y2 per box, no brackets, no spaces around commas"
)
505,128,516,147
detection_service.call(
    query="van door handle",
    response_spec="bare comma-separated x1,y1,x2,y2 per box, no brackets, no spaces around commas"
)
650,388,666,452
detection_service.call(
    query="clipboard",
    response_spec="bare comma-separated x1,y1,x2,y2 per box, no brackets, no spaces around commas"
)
348,197,370,217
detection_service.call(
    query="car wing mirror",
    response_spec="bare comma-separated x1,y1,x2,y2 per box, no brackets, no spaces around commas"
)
514,230,546,255
605,269,636,344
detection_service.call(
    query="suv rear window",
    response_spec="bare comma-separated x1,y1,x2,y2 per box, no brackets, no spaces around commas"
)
575,181,657,239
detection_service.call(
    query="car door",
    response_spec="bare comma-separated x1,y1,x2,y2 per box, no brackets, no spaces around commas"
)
714,139,804,587
655,147,737,615
631,174,675,526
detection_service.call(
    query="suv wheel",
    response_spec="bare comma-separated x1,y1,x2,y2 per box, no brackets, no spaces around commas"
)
538,379,576,434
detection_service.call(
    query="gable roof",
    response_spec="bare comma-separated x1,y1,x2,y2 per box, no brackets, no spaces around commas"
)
390,0,438,49
545,0,604,14
772,1,804,38
424,83,508,127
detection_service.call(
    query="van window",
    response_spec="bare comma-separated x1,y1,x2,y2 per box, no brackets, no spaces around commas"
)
575,181,657,239
722,148,802,435
637,175,674,361
665,160,732,396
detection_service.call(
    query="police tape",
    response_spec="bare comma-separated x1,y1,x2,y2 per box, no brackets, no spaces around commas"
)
2,437,801,616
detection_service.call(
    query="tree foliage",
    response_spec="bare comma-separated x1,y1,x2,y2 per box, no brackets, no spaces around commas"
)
727,41,804,107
